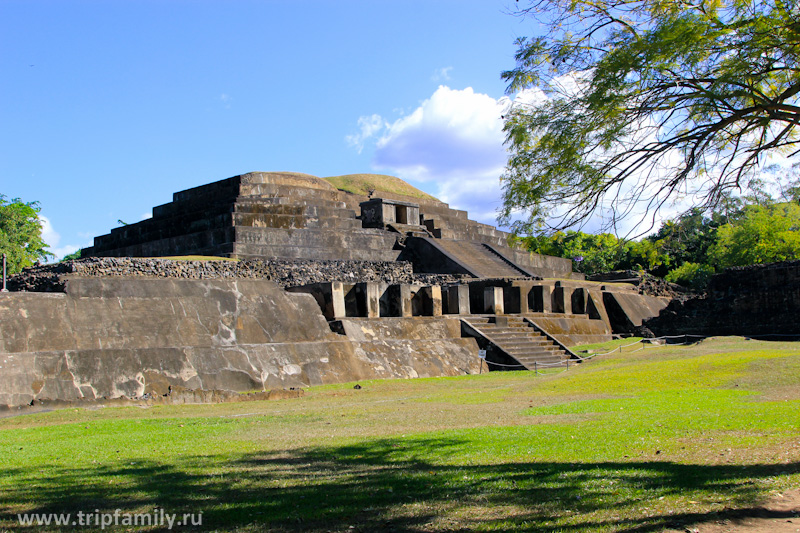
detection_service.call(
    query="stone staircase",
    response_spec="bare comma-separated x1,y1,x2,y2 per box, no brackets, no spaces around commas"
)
432,239,530,278
421,211,506,248
463,316,574,370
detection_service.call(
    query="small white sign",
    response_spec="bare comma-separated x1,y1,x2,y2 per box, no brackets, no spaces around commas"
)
478,349,487,358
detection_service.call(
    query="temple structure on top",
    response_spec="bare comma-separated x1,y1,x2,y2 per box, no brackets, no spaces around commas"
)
83,171,574,279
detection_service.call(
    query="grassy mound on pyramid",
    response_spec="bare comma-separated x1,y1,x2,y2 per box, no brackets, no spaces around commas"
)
324,174,438,201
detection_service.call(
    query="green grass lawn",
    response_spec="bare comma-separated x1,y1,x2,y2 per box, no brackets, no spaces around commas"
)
1,337,798,532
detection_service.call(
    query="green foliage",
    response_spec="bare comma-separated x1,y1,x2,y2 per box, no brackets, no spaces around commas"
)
644,207,734,275
522,230,668,275
710,202,800,267
61,249,82,261
523,231,623,274
786,182,800,203
0,194,52,275
521,195,800,277
664,261,715,290
501,0,800,233
615,238,668,273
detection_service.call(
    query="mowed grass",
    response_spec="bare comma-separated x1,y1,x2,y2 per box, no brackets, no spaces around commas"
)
0,337,799,532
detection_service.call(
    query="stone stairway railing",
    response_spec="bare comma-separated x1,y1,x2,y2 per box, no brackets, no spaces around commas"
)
480,243,538,278
462,316,576,370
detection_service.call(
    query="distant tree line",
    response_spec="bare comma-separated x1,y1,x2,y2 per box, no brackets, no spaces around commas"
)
518,189,800,289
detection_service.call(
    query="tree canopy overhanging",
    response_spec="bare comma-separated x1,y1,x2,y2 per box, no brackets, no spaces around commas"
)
500,0,800,235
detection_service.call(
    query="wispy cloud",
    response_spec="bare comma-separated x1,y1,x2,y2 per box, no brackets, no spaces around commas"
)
431,66,453,82
345,114,386,154
40,216,81,261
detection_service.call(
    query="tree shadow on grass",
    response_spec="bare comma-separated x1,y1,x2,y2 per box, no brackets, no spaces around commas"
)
1,435,797,532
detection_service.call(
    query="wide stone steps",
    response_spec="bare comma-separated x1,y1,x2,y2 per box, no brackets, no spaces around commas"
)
234,215,362,230
433,240,526,278
421,210,504,236
239,184,352,204
232,227,401,262
491,338,557,349
95,211,235,248
91,229,236,258
236,196,351,211
421,212,512,250
419,205,470,220
232,212,362,230
463,316,572,370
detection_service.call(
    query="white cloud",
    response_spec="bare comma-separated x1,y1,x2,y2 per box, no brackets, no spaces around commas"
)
40,216,82,261
351,86,515,225
40,215,59,248
374,86,509,180
431,66,453,82
345,114,387,154
51,244,80,261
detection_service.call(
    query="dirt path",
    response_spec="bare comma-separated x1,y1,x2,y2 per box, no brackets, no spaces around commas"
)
666,489,800,533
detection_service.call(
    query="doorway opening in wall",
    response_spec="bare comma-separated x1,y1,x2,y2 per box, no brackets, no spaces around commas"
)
396,205,409,224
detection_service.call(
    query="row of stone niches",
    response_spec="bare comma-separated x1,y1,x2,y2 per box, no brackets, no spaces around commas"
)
287,280,603,320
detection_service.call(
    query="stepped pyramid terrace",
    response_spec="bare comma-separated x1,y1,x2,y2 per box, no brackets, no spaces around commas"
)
0,171,668,409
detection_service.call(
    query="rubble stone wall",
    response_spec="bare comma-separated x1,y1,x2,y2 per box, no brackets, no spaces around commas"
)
645,260,800,336
8,257,465,292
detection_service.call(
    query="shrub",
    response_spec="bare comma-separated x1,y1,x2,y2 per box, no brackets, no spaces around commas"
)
665,262,714,290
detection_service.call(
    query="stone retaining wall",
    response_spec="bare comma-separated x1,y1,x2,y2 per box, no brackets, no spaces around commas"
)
0,277,483,408
645,260,800,336
9,257,466,292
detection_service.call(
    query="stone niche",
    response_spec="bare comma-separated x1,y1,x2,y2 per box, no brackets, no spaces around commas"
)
288,281,443,319
360,198,421,228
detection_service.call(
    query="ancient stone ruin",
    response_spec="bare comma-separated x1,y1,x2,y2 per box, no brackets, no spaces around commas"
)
644,260,800,338
0,172,669,409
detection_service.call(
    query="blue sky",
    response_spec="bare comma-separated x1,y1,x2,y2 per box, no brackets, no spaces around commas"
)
1,0,542,259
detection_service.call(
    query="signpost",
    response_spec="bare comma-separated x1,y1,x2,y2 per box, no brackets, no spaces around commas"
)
1,253,7,292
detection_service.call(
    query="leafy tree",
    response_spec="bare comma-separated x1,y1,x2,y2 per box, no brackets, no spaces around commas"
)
523,229,669,275
785,180,800,203
709,202,800,267
0,195,52,275
645,208,730,273
664,261,715,290
500,0,800,234
61,249,82,261
616,238,668,273
524,230,625,275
